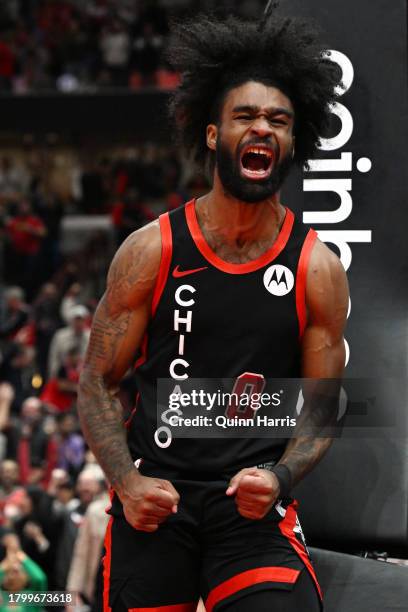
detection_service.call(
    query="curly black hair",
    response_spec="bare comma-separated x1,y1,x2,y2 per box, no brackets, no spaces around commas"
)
167,7,341,168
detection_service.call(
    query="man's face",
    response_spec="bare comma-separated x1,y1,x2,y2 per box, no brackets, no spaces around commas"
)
76,475,100,505
71,316,86,333
18,200,31,217
0,461,19,487
22,398,42,423
207,81,295,203
59,415,76,436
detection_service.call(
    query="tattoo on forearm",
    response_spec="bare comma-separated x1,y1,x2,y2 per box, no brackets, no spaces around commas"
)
280,383,342,486
78,301,135,491
280,437,333,486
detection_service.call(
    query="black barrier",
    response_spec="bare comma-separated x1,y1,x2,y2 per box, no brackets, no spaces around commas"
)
0,90,170,140
280,0,408,554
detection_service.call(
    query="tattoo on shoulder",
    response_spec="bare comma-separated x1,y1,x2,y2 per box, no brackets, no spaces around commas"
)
106,224,161,310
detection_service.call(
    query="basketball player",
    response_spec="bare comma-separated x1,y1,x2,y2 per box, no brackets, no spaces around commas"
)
78,8,349,612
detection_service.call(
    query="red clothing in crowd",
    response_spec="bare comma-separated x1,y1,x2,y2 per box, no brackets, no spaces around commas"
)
0,41,15,77
17,435,58,488
7,215,45,255
40,365,80,412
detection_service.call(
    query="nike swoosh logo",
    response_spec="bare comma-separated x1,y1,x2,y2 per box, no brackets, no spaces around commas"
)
172,265,208,278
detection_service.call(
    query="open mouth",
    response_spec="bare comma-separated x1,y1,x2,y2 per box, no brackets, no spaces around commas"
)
240,145,275,180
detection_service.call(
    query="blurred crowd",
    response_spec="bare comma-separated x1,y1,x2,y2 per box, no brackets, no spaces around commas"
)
0,0,264,94
0,278,117,611
0,143,209,292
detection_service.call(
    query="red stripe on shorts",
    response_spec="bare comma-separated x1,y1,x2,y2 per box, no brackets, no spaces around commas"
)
102,516,113,612
278,501,323,600
204,566,300,612
128,604,197,612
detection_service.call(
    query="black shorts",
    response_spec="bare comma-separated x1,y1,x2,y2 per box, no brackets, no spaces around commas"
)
100,462,322,612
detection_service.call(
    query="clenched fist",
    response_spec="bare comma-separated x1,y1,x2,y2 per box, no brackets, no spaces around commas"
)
119,471,180,532
226,467,280,520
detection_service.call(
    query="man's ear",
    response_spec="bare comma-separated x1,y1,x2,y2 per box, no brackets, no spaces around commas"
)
291,136,296,159
206,124,217,151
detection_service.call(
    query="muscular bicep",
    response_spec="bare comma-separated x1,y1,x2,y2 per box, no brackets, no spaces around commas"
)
302,240,349,378
82,221,161,388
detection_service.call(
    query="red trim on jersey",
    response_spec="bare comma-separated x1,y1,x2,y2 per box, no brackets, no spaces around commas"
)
134,334,148,369
151,213,173,316
104,487,115,514
204,566,300,612
125,401,138,429
296,229,318,339
185,199,295,274
278,501,323,600
141,212,171,371
102,516,114,612
128,605,197,612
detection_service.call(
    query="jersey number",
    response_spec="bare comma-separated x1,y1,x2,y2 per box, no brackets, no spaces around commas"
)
225,372,265,419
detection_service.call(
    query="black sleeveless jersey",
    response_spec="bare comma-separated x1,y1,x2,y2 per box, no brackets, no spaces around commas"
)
126,199,317,476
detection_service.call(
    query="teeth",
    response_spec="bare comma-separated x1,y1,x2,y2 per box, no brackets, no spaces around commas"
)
245,168,269,175
245,146,273,158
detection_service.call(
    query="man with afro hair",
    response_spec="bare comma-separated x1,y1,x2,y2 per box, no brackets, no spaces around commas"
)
78,5,349,611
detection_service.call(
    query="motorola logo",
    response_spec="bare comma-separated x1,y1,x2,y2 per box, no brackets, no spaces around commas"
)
263,265,294,296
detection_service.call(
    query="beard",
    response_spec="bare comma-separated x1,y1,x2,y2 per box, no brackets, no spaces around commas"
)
215,137,293,203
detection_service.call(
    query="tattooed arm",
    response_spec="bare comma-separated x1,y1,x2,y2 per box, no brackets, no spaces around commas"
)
78,221,179,531
226,240,349,519
277,239,349,487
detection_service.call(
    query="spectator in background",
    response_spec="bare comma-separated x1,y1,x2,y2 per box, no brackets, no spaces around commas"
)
32,283,61,381
0,287,29,344
12,486,63,591
0,157,27,203
47,468,78,513
99,18,130,87
0,35,15,92
47,305,90,379
0,385,14,462
6,397,57,487
54,481,78,513
74,465,105,517
35,192,63,282
47,467,69,498
55,15,93,88
0,459,20,500
41,347,82,414
55,412,85,480
79,159,109,214
111,187,154,246
65,483,110,611
0,531,47,612
131,21,163,86
60,283,82,325
112,148,142,196
55,464,105,592
0,459,24,524
0,343,36,414
5,200,46,298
